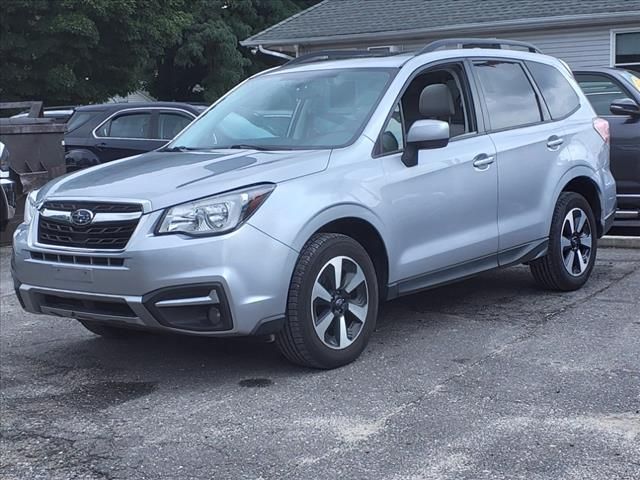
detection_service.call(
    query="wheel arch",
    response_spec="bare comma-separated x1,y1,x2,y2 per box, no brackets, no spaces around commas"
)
315,217,390,300
290,205,390,300
559,175,603,237
550,167,604,237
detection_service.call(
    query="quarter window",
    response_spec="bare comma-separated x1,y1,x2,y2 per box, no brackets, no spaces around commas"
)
474,61,542,130
380,103,404,154
613,31,640,74
158,113,193,140
96,112,151,138
574,73,631,116
526,61,580,119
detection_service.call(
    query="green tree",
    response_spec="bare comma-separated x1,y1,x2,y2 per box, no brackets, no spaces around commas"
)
0,0,189,105
149,0,319,103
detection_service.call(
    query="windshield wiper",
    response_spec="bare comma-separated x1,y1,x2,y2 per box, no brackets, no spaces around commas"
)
228,144,288,151
162,145,202,152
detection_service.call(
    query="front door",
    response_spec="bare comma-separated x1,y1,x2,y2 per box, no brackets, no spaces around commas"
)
377,62,499,291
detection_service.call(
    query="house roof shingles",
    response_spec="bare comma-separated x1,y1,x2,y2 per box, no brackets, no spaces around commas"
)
242,0,640,46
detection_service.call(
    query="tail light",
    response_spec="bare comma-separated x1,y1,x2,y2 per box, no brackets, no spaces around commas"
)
593,117,610,144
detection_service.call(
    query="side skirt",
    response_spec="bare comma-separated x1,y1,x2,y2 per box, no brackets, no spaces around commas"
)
386,238,548,300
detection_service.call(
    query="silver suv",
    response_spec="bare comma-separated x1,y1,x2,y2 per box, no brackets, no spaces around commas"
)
12,39,616,368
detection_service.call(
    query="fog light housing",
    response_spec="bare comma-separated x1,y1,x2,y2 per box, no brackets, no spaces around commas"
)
143,284,232,332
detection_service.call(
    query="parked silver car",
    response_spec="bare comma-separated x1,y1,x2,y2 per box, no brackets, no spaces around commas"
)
12,39,616,368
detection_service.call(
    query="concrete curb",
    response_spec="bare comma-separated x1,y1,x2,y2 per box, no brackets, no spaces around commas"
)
600,236,640,249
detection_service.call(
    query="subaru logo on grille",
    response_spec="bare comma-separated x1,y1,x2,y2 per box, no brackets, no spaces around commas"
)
70,209,94,226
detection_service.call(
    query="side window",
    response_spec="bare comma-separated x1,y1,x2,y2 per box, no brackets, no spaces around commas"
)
574,73,631,116
158,113,193,140
96,112,151,138
473,60,542,130
380,103,404,154
526,61,580,119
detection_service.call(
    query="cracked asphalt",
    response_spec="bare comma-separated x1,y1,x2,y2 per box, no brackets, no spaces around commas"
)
1,246,639,479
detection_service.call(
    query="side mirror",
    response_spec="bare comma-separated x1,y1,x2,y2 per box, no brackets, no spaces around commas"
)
401,119,450,167
610,98,640,117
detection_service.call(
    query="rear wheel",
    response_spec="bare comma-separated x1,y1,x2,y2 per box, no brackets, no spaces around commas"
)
530,192,597,291
276,233,379,369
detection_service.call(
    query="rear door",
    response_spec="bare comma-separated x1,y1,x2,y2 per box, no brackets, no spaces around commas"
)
93,109,157,162
575,71,640,197
471,59,571,256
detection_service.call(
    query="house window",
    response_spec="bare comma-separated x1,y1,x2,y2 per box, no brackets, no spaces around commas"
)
613,31,640,74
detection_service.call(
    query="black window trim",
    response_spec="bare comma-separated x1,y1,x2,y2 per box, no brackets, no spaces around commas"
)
524,60,581,121
92,107,196,141
470,57,552,134
372,59,484,159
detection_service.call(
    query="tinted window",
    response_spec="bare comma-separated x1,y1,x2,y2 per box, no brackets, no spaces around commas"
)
66,111,96,132
527,61,580,119
474,61,542,130
158,113,192,140
380,103,404,154
97,112,151,138
574,73,631,116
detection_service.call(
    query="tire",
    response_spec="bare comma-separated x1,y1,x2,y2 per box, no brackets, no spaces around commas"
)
78,320,139,338
276,233,379,369
530,192,597,291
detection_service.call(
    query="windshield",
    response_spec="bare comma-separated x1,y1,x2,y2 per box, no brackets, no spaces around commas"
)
168,68,393,150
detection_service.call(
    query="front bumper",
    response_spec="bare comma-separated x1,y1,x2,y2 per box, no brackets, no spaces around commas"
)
11,211,298,336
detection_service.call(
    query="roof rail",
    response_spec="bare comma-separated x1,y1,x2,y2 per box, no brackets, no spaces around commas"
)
284,49,399,67
418,38,542,55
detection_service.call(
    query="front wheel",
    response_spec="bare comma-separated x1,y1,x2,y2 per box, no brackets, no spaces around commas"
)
530,192,597,291
276,233,379,369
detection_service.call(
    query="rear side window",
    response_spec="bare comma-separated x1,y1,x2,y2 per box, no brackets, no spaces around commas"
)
526,61,580,119
473,60,542,130
96,112,151,138
574,73,631,116
158,113,192,140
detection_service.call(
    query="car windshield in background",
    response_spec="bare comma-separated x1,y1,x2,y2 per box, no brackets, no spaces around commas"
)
169,68,393,150
622,70,640,92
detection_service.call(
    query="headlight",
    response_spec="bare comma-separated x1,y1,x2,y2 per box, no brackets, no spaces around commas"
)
157,184,275,236
23,189,39,225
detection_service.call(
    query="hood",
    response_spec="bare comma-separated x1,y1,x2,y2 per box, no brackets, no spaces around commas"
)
39,149,330,211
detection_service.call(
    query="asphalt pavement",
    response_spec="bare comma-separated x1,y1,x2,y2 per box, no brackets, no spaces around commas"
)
1,246,639,480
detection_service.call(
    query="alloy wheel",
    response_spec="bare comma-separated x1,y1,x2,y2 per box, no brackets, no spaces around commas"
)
310,256,369,350
561,207,592,277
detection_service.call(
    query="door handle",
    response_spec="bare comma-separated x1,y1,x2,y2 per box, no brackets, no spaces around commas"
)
472,154,495,170
95,142,108,150
547,136,564,149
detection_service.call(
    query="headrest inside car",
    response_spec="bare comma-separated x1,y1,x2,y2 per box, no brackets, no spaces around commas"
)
419,84,455,118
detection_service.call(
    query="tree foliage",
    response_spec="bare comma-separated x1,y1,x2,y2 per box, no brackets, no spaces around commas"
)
149,0,319,103
0,0,318,106
0,0,190,105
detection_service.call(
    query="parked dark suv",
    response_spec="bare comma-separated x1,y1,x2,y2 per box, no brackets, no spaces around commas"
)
574,68,640,228
64,102,205,171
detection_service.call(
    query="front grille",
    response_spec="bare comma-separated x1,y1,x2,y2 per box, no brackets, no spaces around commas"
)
29,251,125,267
37,201,142,250
41,294,136,318
43,201,142,213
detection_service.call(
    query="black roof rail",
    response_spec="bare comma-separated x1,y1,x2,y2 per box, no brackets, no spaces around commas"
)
284,49,400,67
418,38,542,55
